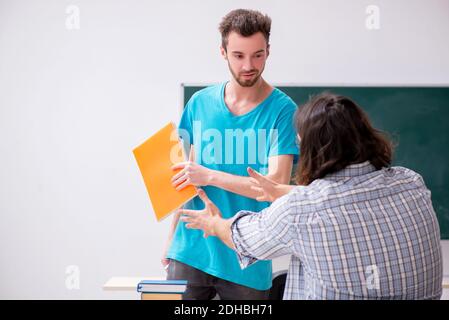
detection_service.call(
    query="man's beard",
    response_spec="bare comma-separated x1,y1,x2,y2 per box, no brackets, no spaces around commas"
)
228,62,263,87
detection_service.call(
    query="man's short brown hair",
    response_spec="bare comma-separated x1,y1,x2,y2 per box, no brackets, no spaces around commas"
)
218,9,271,51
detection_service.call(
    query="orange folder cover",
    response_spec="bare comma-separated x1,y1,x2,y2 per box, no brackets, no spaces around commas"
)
133,122,197,221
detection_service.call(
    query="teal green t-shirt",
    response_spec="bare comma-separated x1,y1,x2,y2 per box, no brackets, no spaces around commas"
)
167,82,299,290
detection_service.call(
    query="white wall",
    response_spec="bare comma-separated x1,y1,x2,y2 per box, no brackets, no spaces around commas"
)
0,0,448,299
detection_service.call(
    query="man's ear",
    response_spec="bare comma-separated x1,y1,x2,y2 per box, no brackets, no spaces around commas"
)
220,46,227,60
266,44,270,58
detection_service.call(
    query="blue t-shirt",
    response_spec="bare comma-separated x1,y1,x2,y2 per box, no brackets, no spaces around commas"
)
167,82,299,290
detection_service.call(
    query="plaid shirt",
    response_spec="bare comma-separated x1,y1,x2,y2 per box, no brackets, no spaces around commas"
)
231,161,443,300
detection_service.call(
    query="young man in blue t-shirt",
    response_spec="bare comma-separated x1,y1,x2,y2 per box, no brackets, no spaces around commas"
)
163,9,299,299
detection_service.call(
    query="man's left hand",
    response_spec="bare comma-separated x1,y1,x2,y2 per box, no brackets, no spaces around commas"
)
171,161,213,190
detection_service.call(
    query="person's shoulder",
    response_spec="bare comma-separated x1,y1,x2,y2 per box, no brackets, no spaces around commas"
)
384,166,427,188
266,87,297,118
289,180,335,201
183,84,223,115
281,184,328,224
271,87,297,110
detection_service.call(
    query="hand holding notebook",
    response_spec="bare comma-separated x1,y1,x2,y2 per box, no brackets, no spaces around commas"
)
133,122,198,221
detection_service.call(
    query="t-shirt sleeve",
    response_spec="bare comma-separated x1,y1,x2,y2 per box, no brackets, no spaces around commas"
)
268,101,300,162
178,97,194,155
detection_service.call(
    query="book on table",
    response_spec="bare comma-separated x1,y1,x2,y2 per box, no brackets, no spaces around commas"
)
137,279,188,300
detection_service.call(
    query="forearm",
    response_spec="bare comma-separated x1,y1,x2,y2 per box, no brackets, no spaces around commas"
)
212,216,236,250
209,169,296,200
208,169,264,199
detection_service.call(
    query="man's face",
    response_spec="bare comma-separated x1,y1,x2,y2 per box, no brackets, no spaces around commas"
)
221,31,269,87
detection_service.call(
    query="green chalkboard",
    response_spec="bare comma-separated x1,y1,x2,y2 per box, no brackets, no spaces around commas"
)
182,85,449,239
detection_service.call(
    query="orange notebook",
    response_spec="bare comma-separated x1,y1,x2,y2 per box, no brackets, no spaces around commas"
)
133,122,197,221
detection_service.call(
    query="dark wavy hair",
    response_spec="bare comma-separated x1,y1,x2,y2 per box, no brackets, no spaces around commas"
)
218,9,271,51
294,92,394,185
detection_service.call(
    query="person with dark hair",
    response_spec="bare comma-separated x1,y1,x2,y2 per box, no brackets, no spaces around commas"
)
163,9,299,300
180,92,443,300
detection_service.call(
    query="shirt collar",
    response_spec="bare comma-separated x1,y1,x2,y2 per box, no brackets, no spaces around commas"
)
324,161,377,181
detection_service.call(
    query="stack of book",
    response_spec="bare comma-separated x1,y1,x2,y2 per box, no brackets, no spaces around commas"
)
137,279,188,300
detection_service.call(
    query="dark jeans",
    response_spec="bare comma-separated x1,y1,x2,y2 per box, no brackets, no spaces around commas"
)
166,259,270,300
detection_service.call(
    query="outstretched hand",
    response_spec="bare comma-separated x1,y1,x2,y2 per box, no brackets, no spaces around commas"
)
247,167,282,202
179,189,222,238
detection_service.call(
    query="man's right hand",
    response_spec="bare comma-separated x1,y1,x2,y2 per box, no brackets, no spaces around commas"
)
161,256,170,271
